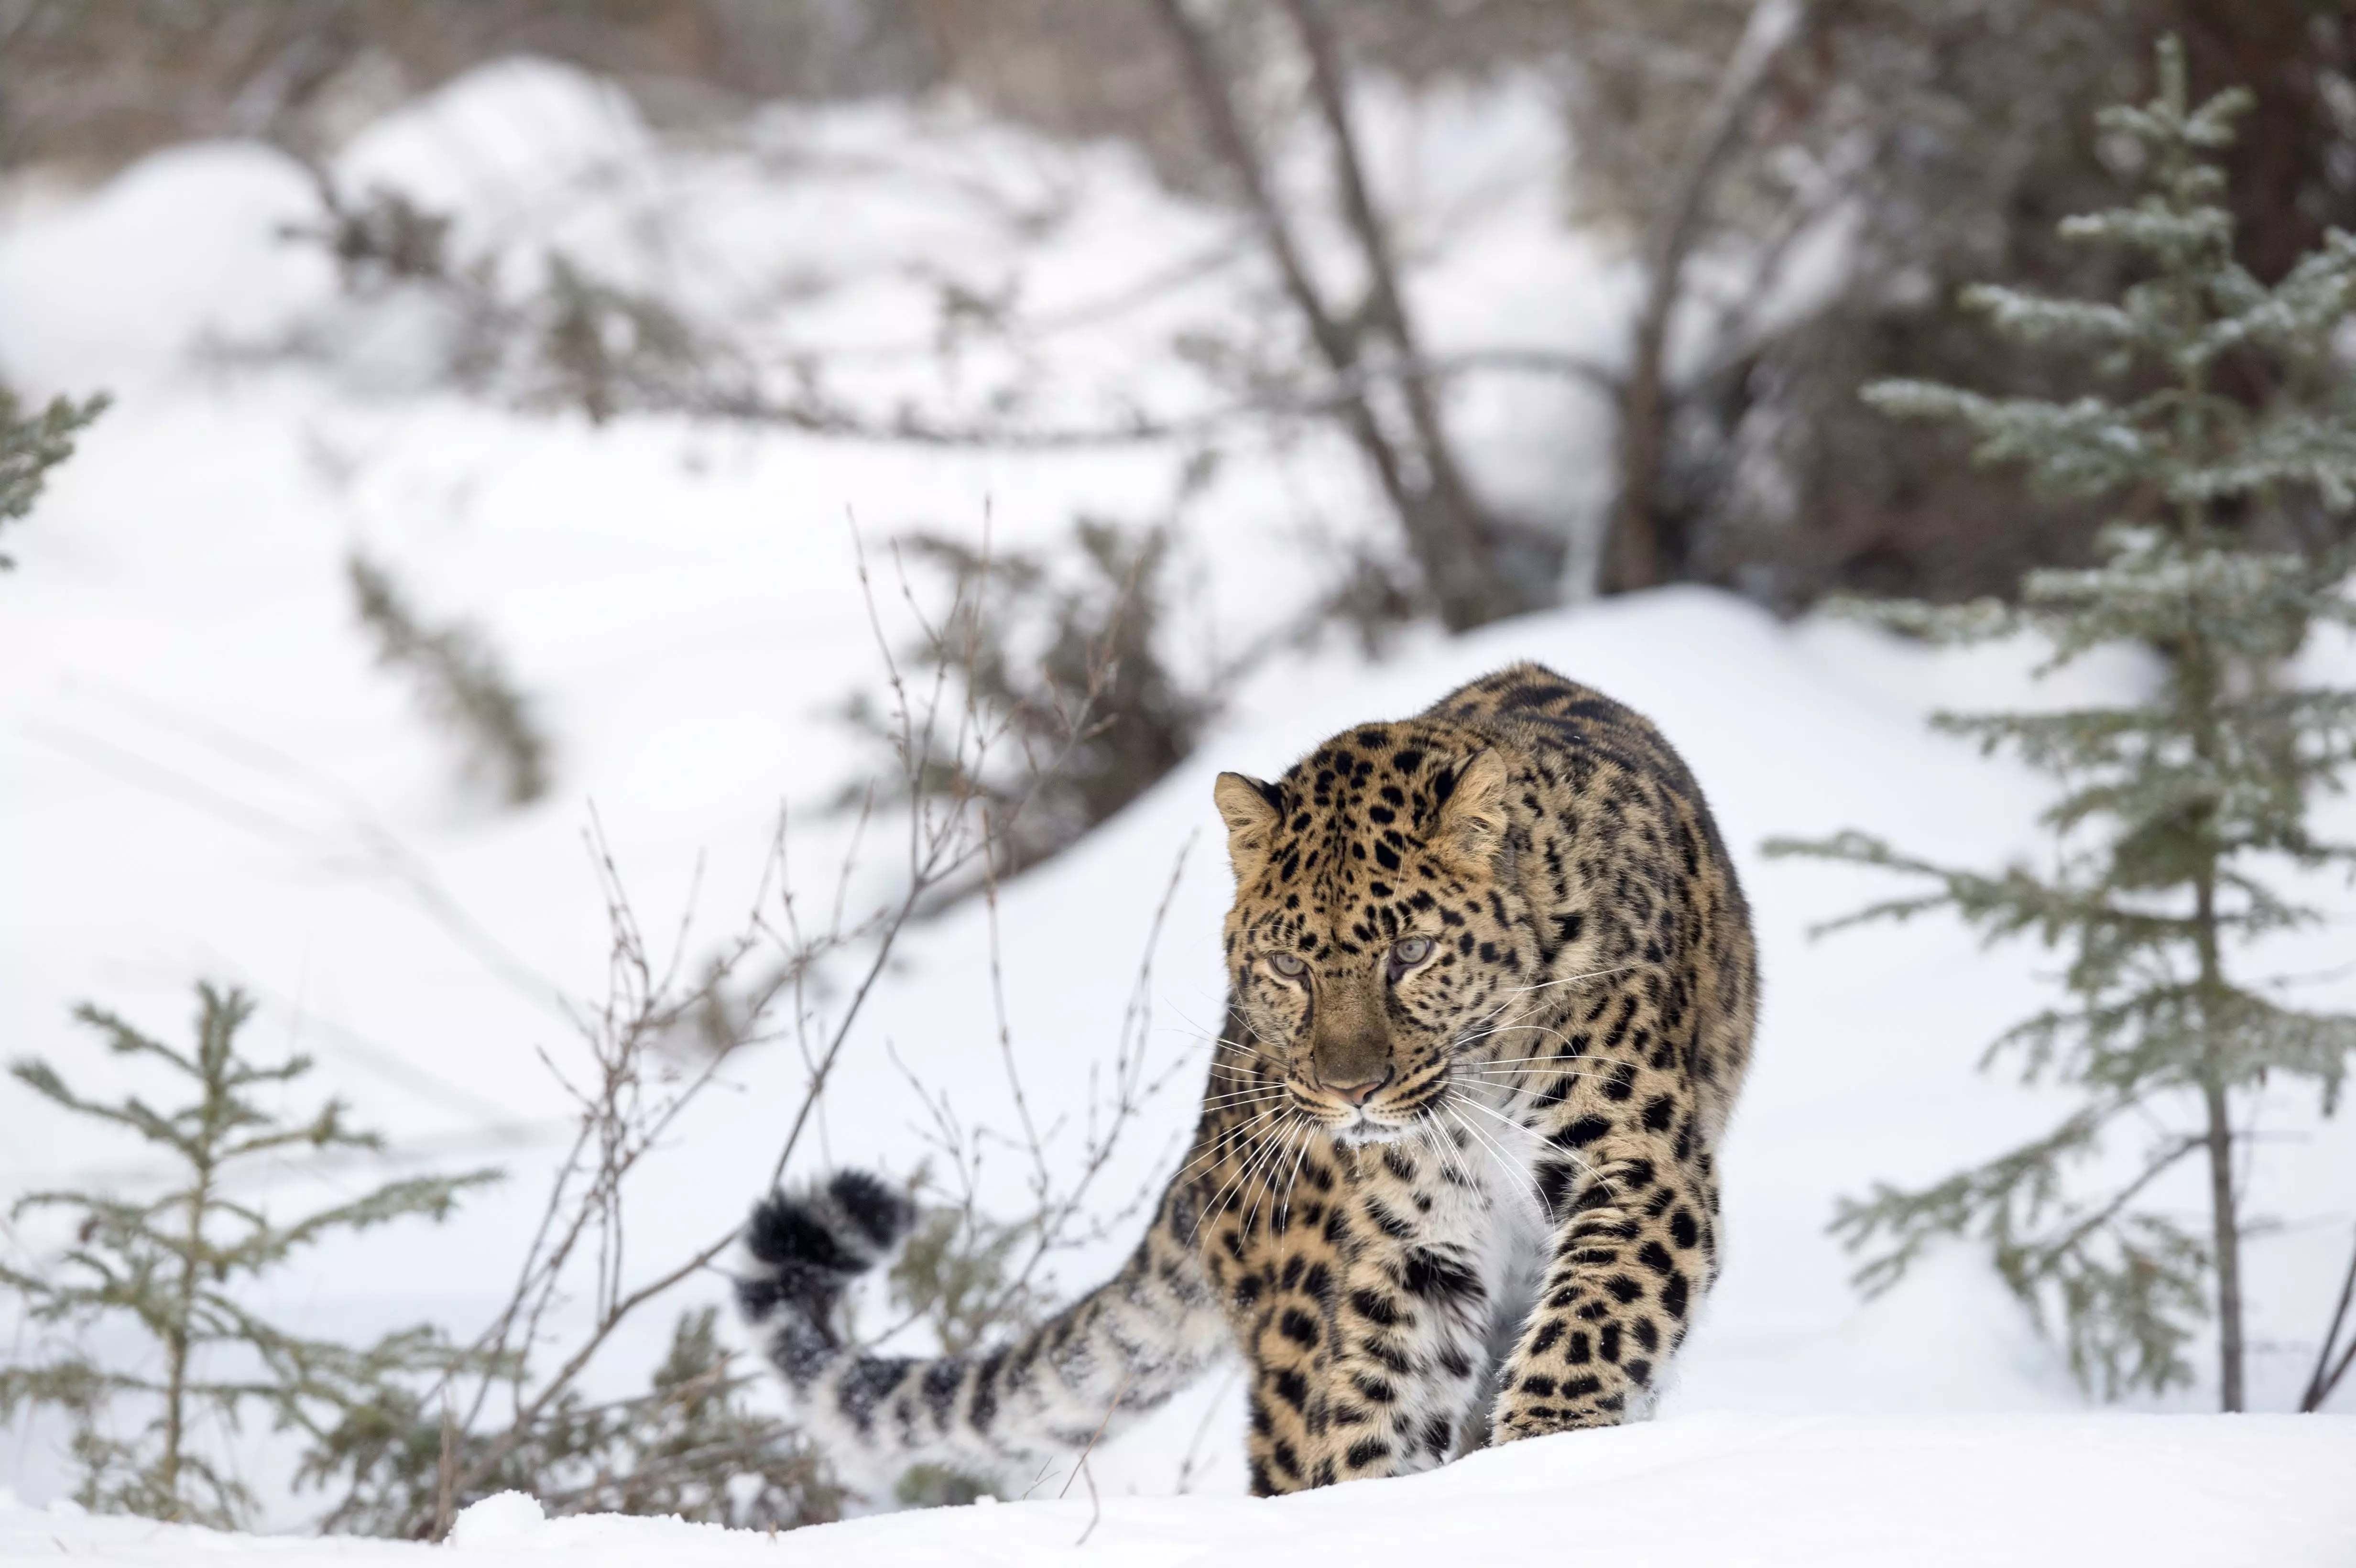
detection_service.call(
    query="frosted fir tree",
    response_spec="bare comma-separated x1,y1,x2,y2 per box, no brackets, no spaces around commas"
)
0,985,497,1526
1767,38,2356,1410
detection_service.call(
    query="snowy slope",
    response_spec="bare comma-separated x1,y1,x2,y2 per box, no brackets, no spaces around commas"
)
7,1415,2353,1567
4,56,2355,1533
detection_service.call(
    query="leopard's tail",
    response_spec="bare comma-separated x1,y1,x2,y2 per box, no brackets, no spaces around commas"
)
735,1170,1227,1494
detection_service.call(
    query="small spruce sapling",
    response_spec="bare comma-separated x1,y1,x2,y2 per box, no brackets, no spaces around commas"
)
1766,39,2356,1410
0,984,499,1525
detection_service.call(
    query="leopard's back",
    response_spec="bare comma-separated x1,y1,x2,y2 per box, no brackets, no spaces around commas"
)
1426,661,1756,1141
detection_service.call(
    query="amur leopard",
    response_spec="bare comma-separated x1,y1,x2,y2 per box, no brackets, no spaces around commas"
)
736,662,1756,1496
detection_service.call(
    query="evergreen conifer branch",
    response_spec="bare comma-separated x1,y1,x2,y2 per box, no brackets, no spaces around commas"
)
346,554,553,809
0,386,108,569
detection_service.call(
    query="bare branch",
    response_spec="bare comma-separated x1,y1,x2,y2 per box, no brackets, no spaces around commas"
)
2301,1223,2356,1413
1604,0,1813,594
1147,0,1532,630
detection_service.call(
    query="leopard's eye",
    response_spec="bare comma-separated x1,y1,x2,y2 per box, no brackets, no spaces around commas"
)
1388,936,1434,978
1268,952,1307,978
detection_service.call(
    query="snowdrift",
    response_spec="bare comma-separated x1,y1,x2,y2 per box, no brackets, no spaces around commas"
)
8,1414,2351,1567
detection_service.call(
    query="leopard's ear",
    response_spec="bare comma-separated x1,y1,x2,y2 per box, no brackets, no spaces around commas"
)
1213,772,1283,881
1431,750,1511,871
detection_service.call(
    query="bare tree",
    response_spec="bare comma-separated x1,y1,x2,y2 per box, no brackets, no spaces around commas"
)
1147,0,1545,632
1601,0,1814,594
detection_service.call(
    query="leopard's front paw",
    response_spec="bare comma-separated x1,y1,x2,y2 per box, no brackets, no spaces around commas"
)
1490,1375,1623,1445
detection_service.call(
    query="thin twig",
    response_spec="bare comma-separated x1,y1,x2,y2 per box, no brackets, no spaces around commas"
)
1173,1363,1241,1494
1058,1364,1137,1502
2301,1223,2356,1412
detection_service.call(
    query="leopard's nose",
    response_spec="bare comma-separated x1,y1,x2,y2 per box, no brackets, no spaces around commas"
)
1322,1067,1395,1106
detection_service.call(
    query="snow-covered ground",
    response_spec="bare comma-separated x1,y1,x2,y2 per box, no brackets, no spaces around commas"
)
8,1414,2353,1568
3,54,2353,1557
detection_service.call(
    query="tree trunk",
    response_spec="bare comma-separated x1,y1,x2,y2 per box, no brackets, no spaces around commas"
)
2187,641,2243,1411
163,1160,213,1511
2200,1072,2244,1411
2192,857,2243,1413
1280,0,1528,630
1149,0,1526,632
1602,0,1808,596
1605,325,1672,594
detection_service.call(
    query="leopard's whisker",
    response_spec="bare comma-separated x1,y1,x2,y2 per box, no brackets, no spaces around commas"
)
1190,1132,1273,1226
1446,1020,1545,1053
1453,1065,1622,1088
1174,1101,1291,1184
1248,1119,1314,1236
1457,1089,1629,1210
1276,1117,1322,1230
1232,1012,1289,1055
1198,1097,1292,1121
1201,1085,1294,1110
1197,1110,1302,1230
1215,1106,1309,1224
1442,1100,1529,1202
1452,1018,1580,1052
1203,1076,1288,1095
1162,1004,1292,1073
1209,1043,1291,1079
1458,1054,1610,1070
1224,1037,1291,1067
1496,964,1638,997
1452,1094,1589,1217
1195,1097,1292,1122
1204,1069,1288,1090
1419,1116,1478,1194
1450,1091,1532,1138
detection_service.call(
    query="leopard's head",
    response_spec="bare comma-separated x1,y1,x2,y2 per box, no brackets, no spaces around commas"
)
1214,723,1538,1144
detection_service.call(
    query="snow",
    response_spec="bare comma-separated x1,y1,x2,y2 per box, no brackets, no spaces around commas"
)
3,49,2354,1557
6,1414,2352,1566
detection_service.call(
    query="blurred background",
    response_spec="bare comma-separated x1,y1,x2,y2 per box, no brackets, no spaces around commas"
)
2,0,2354,1540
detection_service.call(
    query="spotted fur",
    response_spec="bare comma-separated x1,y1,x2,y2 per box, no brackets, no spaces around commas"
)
737,663,1756,1495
